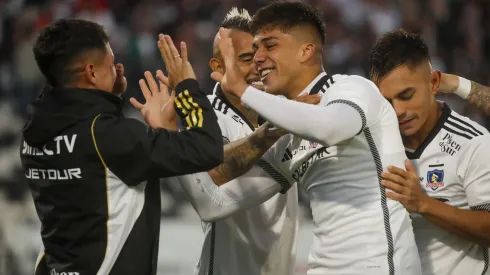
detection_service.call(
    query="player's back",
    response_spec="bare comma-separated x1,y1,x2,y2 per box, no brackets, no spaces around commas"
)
270,74,421,275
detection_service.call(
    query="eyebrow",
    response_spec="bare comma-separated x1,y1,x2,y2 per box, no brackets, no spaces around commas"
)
397,87,414,97
238,52,254,59
252,37,279,50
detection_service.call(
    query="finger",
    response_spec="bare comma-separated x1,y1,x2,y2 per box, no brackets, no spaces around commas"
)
387,165,409,178
144,71,159,95
381,171,406,185
381,180,406,194
211,71,224,83
139,79,152,100
385,191,405,203
405,159,416,173
116,63,124,78
295,94,321,104
156,72,170,87
180,41,188,64
129,97,144,110
158,34,172,69
156,70,169,100
165,35,181,62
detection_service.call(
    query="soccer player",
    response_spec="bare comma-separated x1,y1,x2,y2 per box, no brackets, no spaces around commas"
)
21,19,223,275
370,29,490,275
209,2,422,275
159,8,318,275
438,73,490,116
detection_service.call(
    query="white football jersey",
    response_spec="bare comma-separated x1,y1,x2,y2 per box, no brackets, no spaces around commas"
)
406,103,490,275
261,73,422,275
192,84,299,275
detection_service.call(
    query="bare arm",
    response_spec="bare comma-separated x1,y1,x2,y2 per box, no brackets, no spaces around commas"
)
439,73,490,115
208,122,285,185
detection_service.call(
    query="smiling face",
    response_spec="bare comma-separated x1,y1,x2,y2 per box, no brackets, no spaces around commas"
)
252,27,307,97
230,30,264,90
377,61,440,137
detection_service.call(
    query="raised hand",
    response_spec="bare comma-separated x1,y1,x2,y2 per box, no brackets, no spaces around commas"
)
112,63,127,97
210,27,249,98
438,73,459,94
157,34,196,90
130,70,177,130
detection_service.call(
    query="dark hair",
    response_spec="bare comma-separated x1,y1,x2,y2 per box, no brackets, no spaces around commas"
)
249,1,327,45
33,18,109,87
369,29,430,84
221,7,252,33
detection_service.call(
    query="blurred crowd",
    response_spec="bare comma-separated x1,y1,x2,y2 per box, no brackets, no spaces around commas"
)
1,0,490,274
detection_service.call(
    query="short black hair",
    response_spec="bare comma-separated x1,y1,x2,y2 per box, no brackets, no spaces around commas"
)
369,29,430,84
221,7,252,33
33,18,109,87
249,1,327,45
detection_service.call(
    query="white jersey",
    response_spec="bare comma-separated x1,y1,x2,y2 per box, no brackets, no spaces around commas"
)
406,104,490,275
242,73,422,275
170,84,299,275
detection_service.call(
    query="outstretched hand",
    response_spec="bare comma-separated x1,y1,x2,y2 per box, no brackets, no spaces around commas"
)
130,70,177,130
157,34,196,90
210,28,249,98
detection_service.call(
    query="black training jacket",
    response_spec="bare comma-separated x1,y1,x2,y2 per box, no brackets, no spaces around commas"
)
20,79,223,275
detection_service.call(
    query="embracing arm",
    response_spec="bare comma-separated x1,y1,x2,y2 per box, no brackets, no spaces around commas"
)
208,122,284,185
440,73,490,115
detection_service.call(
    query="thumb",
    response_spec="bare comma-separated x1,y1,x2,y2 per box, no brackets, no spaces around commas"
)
129,97,144,110
405,159,415,172
211,71,224,83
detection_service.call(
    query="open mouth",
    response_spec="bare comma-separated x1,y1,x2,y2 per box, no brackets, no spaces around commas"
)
259,68,274,81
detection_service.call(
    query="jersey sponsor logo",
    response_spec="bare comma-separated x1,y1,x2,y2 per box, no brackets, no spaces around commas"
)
439,133,462,156
281,142,321,162
292,147,329,181
426,169,445,190
22,135,77,156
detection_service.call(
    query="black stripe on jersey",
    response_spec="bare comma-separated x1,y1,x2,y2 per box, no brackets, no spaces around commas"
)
428,164,444,168
364,128,395,275
327,100,366,135
208,222,216,275
256,159,292,194
281,148,293,162
442,125,473,140
309,74,332,95
470,203,490,212
445,118,480,138
406,103,451,160
449,114,484,136
482,247,489,275
215,85,255,132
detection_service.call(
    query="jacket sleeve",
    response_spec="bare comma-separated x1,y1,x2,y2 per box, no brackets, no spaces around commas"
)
92,79,224,185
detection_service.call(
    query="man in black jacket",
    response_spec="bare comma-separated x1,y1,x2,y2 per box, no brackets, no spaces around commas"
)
20,19,223,275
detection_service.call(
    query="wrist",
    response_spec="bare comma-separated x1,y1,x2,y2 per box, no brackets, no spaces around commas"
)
454,76,471,99
418,195,435,215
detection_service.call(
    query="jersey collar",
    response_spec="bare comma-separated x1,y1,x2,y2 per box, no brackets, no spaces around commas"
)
406,102,451,160
297,72,333,97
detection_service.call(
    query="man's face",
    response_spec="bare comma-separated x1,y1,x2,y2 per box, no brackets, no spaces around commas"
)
230,30,264,90
377,63,438,137
93,43,117,92
252,27,302,96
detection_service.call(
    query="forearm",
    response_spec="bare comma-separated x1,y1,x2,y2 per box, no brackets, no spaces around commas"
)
467,81,490,116
420,197,490,246
240,87,362,146
174,168,281,221
208,123,283,185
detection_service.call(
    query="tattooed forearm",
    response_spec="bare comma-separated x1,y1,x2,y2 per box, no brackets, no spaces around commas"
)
208,123,284,185
467,81,490,115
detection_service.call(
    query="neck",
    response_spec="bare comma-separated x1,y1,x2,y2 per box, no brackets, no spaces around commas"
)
285,66,324,99
403,102,443,150
223,92,259,128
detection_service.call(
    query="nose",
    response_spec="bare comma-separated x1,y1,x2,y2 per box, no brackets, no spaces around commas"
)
391,100,407,119
253,47,266,65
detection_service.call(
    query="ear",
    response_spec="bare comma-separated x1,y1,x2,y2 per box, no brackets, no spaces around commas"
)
83,63,97,86
430,70,442,95
209,57,225,74
299,43,315,63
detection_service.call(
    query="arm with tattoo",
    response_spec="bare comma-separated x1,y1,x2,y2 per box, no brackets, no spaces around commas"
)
439,73,490,115
208,122,285,185
467,81,490,115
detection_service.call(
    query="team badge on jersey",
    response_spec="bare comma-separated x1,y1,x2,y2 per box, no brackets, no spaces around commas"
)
309,141,318,149
426,169,445,191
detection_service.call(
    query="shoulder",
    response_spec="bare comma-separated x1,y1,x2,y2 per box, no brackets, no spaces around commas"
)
325,74,383,104
445,108,489,139
330,74,380,94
